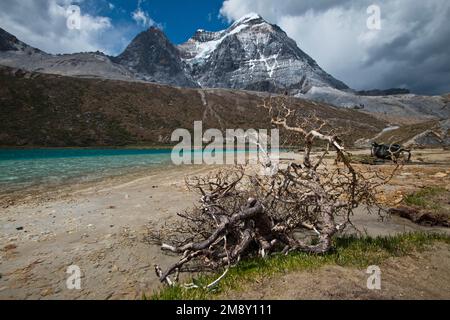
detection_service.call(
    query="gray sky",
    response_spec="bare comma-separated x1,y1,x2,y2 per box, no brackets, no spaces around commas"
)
220,0,450,95
0,0,449,95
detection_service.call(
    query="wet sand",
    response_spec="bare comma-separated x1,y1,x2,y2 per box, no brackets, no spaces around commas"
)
0,164,212,299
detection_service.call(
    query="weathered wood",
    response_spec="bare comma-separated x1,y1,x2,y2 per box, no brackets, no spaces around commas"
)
149,96,398,286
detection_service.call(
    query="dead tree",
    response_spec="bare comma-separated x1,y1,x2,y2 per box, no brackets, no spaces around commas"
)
148,96,400,287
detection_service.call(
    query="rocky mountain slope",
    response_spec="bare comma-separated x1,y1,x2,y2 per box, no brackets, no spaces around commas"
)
113,27,197,87
0,66,385,147
0,28,135,82
178,13,348,92
1,15,448,120
373,120,450,148
0,28,42,53
0,13,348,93
301,86,449,121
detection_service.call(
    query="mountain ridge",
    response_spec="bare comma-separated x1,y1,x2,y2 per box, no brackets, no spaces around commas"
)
0,15,448,120
177,13,349,92
0,65,386,147
0,14,349,92
112,27,198,87
3,65,448,149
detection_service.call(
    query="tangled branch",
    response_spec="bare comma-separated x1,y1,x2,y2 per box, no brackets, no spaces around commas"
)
147,96,401,287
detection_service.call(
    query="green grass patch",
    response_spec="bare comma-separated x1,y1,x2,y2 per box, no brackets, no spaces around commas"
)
404,187,447,211
349,154,380,165
150,232,450,300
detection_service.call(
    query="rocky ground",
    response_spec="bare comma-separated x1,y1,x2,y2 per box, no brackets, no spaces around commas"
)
0,149,449,300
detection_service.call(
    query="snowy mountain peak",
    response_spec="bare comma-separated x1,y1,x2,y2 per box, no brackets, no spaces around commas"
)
191,29,223,43
232,12,264,26
178,22,251,62
0,15,348,94
0,24,446,120
179,14,269,63
178,13,348,93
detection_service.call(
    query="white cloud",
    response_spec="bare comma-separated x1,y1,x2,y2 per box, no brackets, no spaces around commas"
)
0,0,161,56
0,0,119,54
132,8,155,28
220,0,450,94
132,0,156,28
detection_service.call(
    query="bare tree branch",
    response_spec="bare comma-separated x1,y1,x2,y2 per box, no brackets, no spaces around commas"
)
148,96,401,287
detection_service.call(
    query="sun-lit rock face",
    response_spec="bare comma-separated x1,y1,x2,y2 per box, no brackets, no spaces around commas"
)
178,13,348,93
0,15,369,94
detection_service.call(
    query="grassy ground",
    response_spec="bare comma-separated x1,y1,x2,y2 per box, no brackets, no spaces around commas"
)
404,187,449,214
375,121,440,145
349,154,383,165
150,232,450,300
389,187,450,226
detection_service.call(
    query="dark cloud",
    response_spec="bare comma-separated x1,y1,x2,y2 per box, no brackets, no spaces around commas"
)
0,0,448,94
221,0,450,95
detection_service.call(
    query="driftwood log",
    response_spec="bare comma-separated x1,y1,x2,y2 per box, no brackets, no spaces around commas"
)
148,96,401,287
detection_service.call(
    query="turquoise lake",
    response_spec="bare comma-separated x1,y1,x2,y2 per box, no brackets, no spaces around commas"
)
0,148,174,193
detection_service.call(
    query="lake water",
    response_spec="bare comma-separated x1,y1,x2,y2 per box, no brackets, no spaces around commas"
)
0,148,174,194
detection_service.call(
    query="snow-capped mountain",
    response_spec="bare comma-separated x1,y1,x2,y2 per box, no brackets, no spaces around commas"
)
178,13,349,93
0,15,448,120
0,14,349,92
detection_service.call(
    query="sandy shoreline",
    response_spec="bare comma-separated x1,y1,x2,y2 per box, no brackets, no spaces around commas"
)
0,163,217,299
0,150,449,299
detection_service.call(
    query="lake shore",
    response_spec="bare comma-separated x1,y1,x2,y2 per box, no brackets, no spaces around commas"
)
0,163,213,299
0,162,177,209
0,149,449,299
